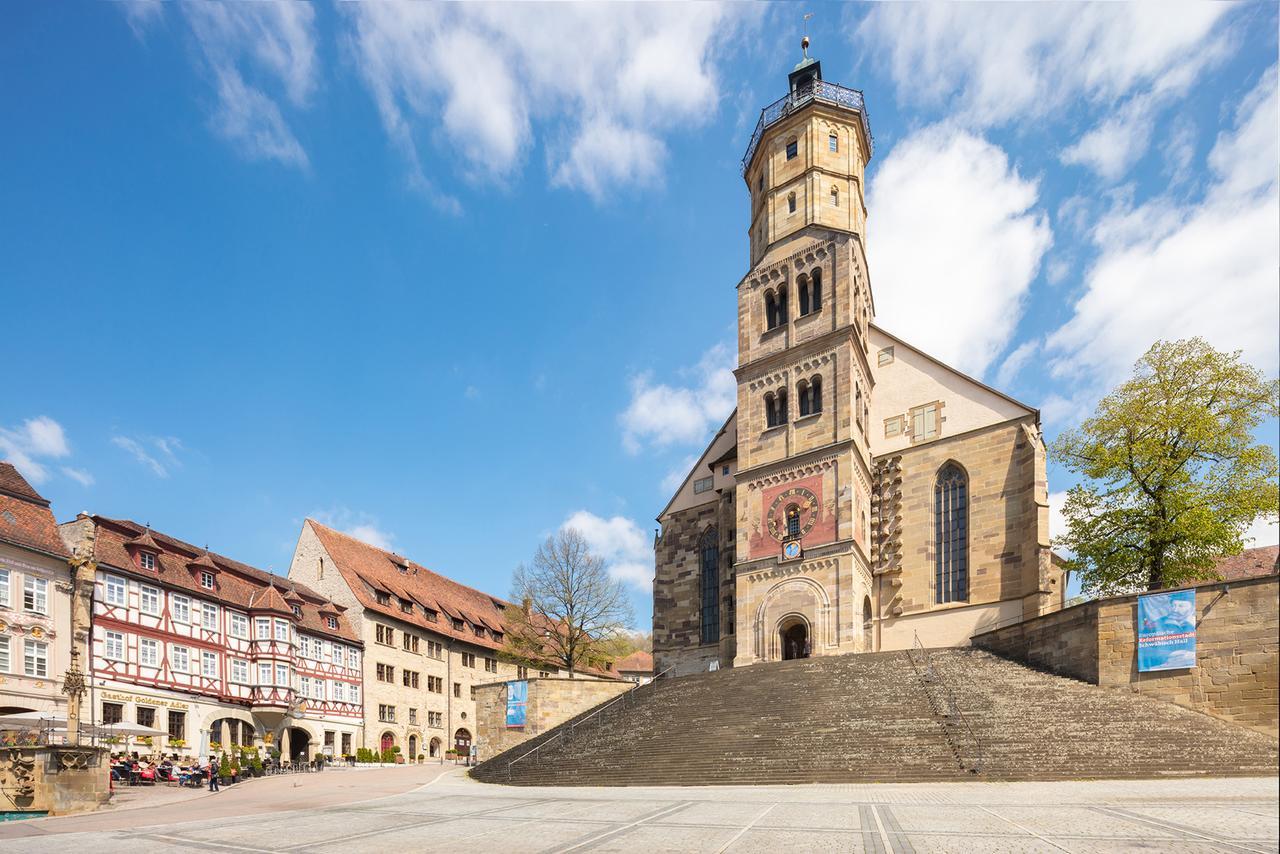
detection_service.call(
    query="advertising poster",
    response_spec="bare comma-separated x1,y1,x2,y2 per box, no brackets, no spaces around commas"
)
505,680,528,728
1136,589,1197,672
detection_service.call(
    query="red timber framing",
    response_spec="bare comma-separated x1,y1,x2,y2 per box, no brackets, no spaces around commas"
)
67,515,364,725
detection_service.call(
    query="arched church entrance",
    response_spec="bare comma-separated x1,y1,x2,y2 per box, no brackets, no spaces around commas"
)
780,618,810,660
453,728,471,756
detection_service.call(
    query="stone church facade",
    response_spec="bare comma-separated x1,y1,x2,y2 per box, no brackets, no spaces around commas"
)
653,48,1065,676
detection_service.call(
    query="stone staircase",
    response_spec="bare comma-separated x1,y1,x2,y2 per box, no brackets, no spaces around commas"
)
472,648,1279,786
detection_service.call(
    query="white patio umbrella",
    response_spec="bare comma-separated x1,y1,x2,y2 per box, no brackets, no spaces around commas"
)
99,722,168,738
0,711,66,725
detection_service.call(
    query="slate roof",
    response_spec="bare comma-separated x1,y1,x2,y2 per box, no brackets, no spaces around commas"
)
80,515,359,643
0,461,70,558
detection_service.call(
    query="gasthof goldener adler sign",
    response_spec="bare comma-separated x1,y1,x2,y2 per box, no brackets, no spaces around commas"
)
1136,589,1197,672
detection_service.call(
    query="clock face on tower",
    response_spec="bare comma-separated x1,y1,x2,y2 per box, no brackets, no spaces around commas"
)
766,486,820,542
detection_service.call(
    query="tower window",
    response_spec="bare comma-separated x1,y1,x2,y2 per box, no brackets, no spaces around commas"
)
757,174,764,192
798,375,823,417
764,288,787,331
935,463,969,604
856,386,864,432
785,139,798,160
764,389,788,428
797,274,811,316
829,133,838,152
785,506,801,539
699,528,719,645
831,186,839,207
798,268,822,314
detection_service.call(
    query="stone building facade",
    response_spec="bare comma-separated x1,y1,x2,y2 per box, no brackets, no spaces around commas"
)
654,48,1065,676
288,520,587,761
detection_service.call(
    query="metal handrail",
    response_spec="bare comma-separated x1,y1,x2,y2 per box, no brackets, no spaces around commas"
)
506,665,675,780
741,79,874,174
908,632,983,775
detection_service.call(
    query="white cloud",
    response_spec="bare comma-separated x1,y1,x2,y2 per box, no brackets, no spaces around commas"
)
859,4,1232,127
112,435,182,478
620,343,736,454
121,0,163,39
1,416,73,484
61,467,95,487
312,507,396,552
1048,491,1070,554
1046,66,1280,394
1243,515,1279,548
661,454,700,496
995,340,1039,390
868,126,1052,377
343,3,753,201
180,3,318,169
562,510,653,591
1060,96,1157,181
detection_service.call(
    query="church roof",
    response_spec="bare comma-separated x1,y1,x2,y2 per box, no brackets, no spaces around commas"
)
1211,545,1279,582
614,650,654,675
0,462,70,558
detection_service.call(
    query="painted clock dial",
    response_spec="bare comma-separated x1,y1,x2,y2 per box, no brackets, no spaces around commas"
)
766,486,820,542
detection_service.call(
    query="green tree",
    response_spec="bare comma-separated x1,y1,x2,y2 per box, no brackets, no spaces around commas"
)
1052,338,1278,594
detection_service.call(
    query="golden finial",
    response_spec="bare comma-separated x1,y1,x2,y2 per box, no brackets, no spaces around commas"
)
802,12,813,58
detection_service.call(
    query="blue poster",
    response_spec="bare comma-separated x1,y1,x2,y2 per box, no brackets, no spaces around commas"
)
505,680,528,728
1137,589,1197,672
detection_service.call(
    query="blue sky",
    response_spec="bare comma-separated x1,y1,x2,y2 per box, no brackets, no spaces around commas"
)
2,3,1277,628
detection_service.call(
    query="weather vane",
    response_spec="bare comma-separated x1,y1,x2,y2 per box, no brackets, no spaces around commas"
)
802,12,813,58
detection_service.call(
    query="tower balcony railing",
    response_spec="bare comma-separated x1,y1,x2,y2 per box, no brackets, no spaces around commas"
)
741,80,873,175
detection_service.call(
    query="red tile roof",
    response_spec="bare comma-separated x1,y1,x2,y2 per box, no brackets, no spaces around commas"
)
614,650,654,675
308,519,513,653
1212,545,1279,582
79,515,359,643
0,462,70,558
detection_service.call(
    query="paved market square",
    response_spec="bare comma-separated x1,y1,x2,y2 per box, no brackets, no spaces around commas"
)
1,766,1275,853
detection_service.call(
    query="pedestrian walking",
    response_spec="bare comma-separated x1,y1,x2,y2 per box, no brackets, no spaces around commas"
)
207,756,220,792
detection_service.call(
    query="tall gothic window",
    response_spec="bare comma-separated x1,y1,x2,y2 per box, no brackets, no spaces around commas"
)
764,290,779,330
797,274,811,315
699,528,719,644
934,463,969,604
810,268,822,311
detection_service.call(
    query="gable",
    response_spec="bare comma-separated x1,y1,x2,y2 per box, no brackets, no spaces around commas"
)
869,325,1037,456
657,411,738,521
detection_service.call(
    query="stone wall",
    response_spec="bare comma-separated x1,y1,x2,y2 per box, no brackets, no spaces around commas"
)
473,677,631,762
974,574,1279,735
0,746,111,815
653,491,736,676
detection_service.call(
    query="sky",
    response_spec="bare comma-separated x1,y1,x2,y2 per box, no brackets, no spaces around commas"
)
2,2,1277,629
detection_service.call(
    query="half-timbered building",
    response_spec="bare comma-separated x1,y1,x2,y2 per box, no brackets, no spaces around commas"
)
58,514,364,761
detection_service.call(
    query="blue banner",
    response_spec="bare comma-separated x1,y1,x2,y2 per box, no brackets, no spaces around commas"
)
505,680,528,728
1137,589,1197,672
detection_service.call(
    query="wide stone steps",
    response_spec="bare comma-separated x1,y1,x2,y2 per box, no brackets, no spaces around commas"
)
472,648,1279,786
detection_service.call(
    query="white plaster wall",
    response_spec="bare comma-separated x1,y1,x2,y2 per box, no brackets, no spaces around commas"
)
868,326,1033,456
661,412,737,520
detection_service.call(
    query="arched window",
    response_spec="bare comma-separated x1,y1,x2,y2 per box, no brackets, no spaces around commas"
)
831,186,839,207
855,386,863,431
429,737,441,758
796,379,811,417
777,388,788,424
798,375,822,416
788,192,796,213
764,392,778,428
699,528,719,645
935,463,969,604
797,274,811,316
810,268,822,311
764,289,779,330
785,505,801,539
862,597,873,650
777,286,787,323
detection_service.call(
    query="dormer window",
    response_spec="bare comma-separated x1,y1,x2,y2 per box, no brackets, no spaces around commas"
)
399,598,413,613
426,609,438,623
139,552,156,571
451,618,464,632
375,590,390,606
200,571,214,590
291,604,302,618
785,139,798,160
325,615,338,630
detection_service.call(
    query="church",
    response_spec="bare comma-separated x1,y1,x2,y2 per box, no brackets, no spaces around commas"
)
653,44,1066,676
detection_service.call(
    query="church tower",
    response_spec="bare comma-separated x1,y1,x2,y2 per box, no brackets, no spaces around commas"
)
731,39,877,665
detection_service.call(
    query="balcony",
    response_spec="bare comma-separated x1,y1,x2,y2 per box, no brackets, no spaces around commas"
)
742,81,873,175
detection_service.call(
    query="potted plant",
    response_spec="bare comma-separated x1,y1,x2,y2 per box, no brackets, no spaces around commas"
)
417,753,425,763
169,738,186,749
210,740,223,752
313,751,326,770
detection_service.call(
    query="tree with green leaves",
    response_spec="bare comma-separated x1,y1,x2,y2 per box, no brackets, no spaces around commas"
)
503,528,634,677
1052,338,1278,595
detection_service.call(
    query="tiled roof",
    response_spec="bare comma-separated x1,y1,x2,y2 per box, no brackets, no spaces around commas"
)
0,462,70,558
614,650,654,674
308,519,514,653
0,462,48,506
1211,545,1279,582
81,515,359,643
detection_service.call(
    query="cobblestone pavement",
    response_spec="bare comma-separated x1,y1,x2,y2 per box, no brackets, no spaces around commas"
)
1,770,1276,853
